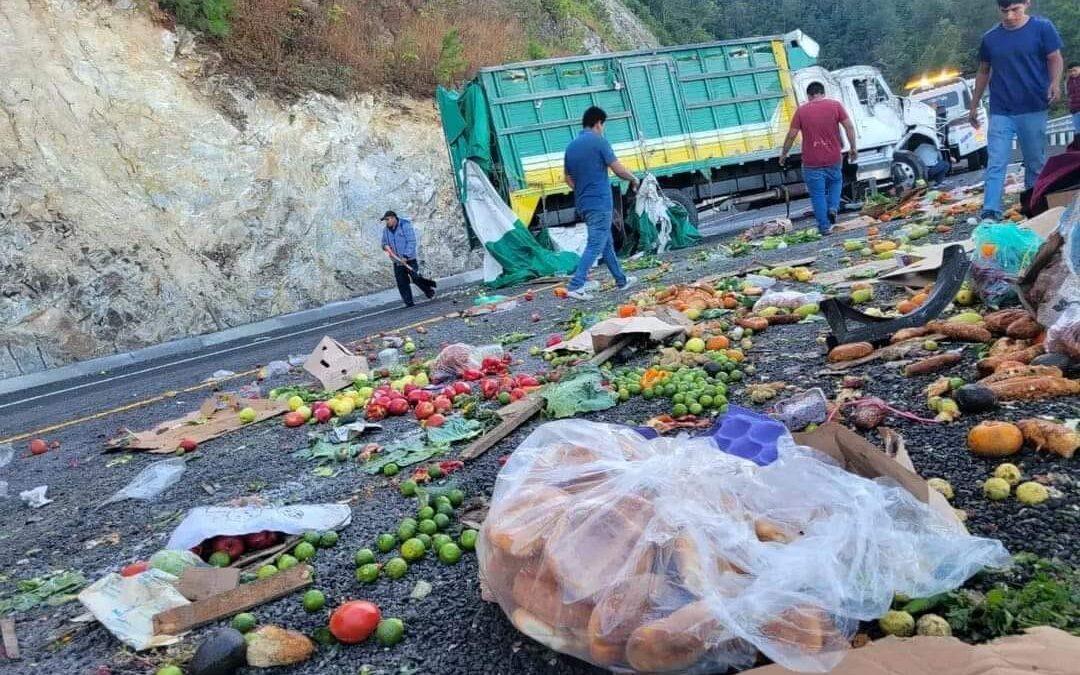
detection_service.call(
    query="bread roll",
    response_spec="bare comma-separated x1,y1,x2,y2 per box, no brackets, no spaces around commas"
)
754,518,797,544
760,606,838,654
511,562,593,631
587,574,668,666
510,609,586,655
486,485,571,558
673,533,746,598
625,601,723,673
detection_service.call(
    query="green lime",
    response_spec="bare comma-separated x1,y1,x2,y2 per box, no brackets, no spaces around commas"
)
353,548,375,566
618,388,630,401
498,392,512,405
294,542,317,561
432,534,453,550
689,403,704,415
256,564,278,579
383,463,400,477
375,617,405,646
417,506,435,520
948,377,966,390
401,538,426,562
438,543,462,565
673,393,686,405
434,513,451,530
376,533,397,553
231,612,256,633
643,388,655,400
356,563,380,583
384,557,408,579
418,519,438,535
628,384,642,395
447,489,465,507
672,403,689,417
729,370,743,382
699,395,714,407
302,589,326,613
397,521,417,541
428,464,444,479
276,554,299,571
157,666,184,675
434,494,452,508
459,529,478,551
311,627,337,645
399,480,418,496
416,533,432,549
318,531,338,548
208,551,231,568
435,501,455,517
303,531,321,545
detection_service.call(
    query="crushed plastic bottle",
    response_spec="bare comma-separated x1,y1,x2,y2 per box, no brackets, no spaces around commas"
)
20,486,52,508
377,348,401,370
102,458,186,506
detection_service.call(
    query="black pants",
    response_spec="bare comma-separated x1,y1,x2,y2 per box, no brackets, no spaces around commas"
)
393,258,436,307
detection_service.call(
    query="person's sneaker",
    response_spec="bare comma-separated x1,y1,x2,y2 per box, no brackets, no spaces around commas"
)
617,276,638,292
566,288,594,301
828,210,838,225
979,210,1002,222
582,280,600,292
424,288,436,300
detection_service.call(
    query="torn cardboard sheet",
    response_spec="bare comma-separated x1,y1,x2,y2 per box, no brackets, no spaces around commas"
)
546,315,687,355
303,336,369,392
176,567,240,602
106,394,290,452
166,504,352,551
78,569,190,650
879,240,975,288
743,627,1080,675
815,259,900,287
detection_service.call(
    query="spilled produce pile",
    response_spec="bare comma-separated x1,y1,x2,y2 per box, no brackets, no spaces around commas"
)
0,182,1077,675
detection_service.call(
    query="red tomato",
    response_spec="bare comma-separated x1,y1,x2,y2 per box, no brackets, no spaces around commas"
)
453,381,472,396
462,369,484,382
414,401,435,420
29,439,48,455
329,600,381,644
426,413,446,428
120,561,150,577
283,412,306,428
178,438,199,451
433,396,453,414
510,388,526,402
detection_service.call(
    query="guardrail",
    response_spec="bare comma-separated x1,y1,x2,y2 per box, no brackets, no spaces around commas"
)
1011,115,1074,150
1047,114,1074,134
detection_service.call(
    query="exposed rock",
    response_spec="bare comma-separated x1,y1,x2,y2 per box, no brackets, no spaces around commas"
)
245,625,314,668
0,0,481,378
597,0,660,49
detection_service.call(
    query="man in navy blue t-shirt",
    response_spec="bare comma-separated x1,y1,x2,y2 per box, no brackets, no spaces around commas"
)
563,106,640,301
969,0,1063,220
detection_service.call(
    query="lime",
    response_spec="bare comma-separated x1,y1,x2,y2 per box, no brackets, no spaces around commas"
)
438,543,462,565
433,513,451,531
459,529,478,551
498,392,512,405
428,464,444,480
303,531,321,545
418,519,438,535
208,551,231,568
384,557,408,580
447,489,465,507
318,531,338,548
436,501,455,517
673,393,686,405
643,388,655,400
432,534,453,550
434,494,452,508
294,542,317,561
672,403,689,417
157,666,184,675
689,403,704,415
618,388,630,401
311,626,337,645
417,506,435,520
401,538,426,562
376,533,397,553
277,554,299,571
256,564,278,579
416,533,432,549
383,463,400,477
356,563,380,583
231,612,256,633
628,384,642,395
302,589,326,613
399,480,418,497
699,395,714,407
397,521,417,541
729,370,743,382
375,617,405,646
353,548,376,566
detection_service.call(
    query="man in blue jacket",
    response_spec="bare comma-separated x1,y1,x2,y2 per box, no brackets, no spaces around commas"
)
381,211,436,307
969,0,1064,221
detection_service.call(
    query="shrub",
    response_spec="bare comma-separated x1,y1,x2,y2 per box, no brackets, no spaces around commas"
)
160,0,233,38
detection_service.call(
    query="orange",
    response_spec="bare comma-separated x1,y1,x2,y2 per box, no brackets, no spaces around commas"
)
725,349,745,363
897,300,917,315
706,336,730,351
617,305,638,318
981,243,997,258
911,292,930,306
967,421,1023,457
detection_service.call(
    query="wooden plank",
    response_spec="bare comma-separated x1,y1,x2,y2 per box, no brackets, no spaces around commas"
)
153,564,313,636
1,618,18,660
459,397,544,461
234,535,301,572
588,338,629,366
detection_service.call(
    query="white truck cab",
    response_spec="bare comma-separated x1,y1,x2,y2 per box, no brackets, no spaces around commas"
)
908,71,989,170
792,65,944,194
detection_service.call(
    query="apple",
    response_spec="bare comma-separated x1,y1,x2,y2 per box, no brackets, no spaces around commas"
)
510,388,526,401
29,438,48,455
441,386,457,399
210,536,245,560
287,395,305,411
426,413,446,428
238,407,257,424
296,405,313,421
387,398,410,416
433,396,453,414
365,403,387,421
403,383,419,396
415,401,436,420
178,438,199,452
284,412,306,427
314,407,333,423
243,531,278,551
453,381,472,396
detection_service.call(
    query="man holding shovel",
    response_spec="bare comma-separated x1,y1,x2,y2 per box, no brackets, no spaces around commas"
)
381,210,436,307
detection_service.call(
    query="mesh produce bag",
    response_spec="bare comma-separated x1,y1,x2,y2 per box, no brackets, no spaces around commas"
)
479,421,1009,674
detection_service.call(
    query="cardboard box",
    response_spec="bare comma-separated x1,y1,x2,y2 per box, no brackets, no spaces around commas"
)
1046,188,1079,210
303,336,369,391
106,394,289,452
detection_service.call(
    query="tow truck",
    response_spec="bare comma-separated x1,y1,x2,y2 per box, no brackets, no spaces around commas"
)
907,69,989,170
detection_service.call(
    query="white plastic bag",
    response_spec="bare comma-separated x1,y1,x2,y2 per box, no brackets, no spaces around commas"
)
479,420,1008,674
103,458,186,505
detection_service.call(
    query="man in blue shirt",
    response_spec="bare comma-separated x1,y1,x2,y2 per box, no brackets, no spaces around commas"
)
381,210,436,307
563,106,640,301
969,0,1064,220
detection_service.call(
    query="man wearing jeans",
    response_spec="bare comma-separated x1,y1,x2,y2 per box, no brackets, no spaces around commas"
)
563,106,639,301
381,210,436,308
969,0,1063,221
779,82,858,234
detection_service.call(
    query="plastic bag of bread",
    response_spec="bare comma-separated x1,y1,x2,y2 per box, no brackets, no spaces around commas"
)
479,420,1009,673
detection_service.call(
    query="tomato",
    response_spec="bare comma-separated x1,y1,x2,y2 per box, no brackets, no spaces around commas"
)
546,334,563,348
453,381,472,396
283,412,306,427
414,401,435,420
462,369,484,382
120,561,150,577
510,388,526,402
425,413,446,428
329,600,381,644
29,439,48,455
433,396,453,414
407,389,431,405
178,438,199,451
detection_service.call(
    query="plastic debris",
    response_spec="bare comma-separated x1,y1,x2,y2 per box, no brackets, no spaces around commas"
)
165,503,352,550
19,486,52,508
377,348,401,370
102,458,186,506
259,360,291,380
772,388,829,431
207,370,236,381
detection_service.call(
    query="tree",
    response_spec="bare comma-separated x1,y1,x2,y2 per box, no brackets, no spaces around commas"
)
435,29,467,88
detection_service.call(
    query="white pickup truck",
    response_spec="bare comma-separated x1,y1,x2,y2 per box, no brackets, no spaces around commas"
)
908,72,990,170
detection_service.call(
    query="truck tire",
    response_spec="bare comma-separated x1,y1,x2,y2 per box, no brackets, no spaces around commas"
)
662,189,700,227
891,151,926,192
968,147,988,171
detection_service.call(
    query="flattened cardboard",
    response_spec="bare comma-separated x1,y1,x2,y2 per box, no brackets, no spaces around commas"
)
814,259,900,287
1047,188,1079,210
107,394,290,452
303,336,369,392
546,316,687,355
176,567,240,602
878,240,975,288
743,627,1080,675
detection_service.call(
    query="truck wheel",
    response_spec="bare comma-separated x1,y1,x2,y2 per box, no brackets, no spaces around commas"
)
968,147,988,171
662,189,700,227
891,151,926,192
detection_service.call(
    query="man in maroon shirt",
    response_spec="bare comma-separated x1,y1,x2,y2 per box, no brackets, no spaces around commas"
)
1069,61,1080,132
779,82,859,233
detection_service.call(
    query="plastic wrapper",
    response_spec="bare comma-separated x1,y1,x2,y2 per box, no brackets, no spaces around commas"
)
479,421,1009,674
972,222,1043,308
753,290,825,312
377,348,401,370
431,343,480,382
102,458,186,505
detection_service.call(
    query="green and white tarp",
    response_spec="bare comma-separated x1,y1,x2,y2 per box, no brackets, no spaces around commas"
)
463,161,579,288
620,174,702,257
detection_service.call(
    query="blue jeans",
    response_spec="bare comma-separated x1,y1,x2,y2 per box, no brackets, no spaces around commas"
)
927,158,950,184
568,209,626,291
804,163,843,232
983,111,1048,217
1073,112,1080,133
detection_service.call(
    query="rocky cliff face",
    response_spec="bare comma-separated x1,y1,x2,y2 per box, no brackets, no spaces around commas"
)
0,0,657,380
